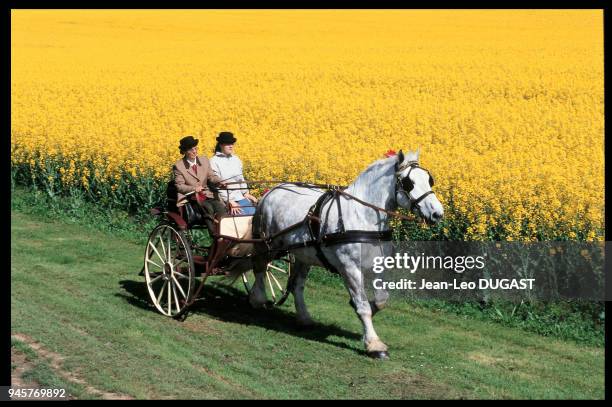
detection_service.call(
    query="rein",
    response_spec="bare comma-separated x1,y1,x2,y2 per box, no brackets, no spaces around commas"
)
335,189,414,222
219,180,348,191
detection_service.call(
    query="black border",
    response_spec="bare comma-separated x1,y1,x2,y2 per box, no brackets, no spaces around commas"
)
604,7,609,403
5,7,11,391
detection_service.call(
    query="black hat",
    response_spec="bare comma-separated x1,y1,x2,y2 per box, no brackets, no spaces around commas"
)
216,131,237,144
179,135,199,153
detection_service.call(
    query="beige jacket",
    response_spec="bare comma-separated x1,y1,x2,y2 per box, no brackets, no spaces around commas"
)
173,155,223,206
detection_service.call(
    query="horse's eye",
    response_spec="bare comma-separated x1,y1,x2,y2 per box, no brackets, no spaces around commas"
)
402,177,413,191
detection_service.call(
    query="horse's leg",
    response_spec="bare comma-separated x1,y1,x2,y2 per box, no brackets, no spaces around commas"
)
292,261,315,327
370,242,391,317
349,290,388,318
371,288,389,317
248,252,269,309
342,263,389,359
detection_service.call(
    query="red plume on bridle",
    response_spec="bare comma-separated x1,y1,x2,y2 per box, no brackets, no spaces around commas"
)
383,149,397,158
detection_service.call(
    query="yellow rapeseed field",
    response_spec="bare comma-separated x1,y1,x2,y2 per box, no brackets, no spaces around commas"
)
11,10,604,240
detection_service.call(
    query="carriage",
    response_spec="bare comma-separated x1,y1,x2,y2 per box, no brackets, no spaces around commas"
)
141,184,293,319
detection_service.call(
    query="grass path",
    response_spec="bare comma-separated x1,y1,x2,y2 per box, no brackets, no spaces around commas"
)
11,210,604,399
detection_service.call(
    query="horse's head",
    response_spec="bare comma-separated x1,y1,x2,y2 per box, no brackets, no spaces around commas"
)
394,149,444,224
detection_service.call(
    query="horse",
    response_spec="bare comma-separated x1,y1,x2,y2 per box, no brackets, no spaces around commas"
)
247,149,444,359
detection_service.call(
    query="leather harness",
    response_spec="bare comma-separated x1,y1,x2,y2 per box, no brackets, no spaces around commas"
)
297,189,393,274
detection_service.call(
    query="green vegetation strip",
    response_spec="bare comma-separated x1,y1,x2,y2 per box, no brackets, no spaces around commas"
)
11,207,604,399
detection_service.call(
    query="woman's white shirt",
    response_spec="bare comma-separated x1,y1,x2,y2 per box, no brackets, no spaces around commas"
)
209,152,248,202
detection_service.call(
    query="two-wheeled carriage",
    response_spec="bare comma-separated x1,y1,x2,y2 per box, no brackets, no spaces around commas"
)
141,188,292,318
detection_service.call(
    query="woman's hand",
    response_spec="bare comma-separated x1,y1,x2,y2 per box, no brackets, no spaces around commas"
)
244,193,258,204
194,185,204,193
229,200,243,215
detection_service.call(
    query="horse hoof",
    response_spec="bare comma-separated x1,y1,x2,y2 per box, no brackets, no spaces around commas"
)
249,301,266,309
367,351,389,360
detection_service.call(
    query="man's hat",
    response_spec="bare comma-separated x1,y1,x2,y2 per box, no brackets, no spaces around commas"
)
179,135,199,153
216,131,237,144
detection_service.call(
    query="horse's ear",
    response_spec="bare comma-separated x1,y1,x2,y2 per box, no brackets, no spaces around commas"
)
416,147,420,159
397,149,404,164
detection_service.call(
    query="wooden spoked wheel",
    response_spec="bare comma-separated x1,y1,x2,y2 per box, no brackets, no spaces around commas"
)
242,256,293,305
144,223,195,317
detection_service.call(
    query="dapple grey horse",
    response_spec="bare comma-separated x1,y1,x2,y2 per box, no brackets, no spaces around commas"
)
248,149,443,358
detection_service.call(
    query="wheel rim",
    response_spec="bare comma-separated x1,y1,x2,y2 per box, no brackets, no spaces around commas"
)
144,224,194,317
242,256,292,305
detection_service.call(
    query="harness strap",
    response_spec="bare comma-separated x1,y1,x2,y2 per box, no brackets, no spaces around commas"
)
307,191,332,239
335,190,346,233
307,191,339,273
306,190,393,273
321,230,393,246
411,190,434,210
336,190,414,221
279,230,393,251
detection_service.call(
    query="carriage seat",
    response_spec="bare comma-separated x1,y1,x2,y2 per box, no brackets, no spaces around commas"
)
164,179,210,228
218,215,255,257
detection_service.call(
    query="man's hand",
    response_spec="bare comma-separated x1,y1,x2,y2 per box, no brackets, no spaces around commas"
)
229,201,243,215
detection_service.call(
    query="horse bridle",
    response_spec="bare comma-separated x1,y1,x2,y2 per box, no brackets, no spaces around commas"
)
395,160,436,214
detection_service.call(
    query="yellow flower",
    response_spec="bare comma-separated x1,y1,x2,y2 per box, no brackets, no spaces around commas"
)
10,10,603,242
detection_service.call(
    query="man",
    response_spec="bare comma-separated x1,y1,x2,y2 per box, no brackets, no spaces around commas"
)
173,135,226,234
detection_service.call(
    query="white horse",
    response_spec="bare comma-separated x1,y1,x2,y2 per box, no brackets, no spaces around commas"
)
248,149,444,358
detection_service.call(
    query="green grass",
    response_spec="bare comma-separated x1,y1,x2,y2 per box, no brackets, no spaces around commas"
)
10,208,605,399
411,299,604,347
11,338,97,399
11,184,605,346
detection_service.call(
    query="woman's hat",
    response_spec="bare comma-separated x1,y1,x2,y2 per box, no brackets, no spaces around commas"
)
179,135,199,153
216,131,237,144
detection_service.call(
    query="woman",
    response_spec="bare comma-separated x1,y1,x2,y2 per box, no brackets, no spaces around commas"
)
173,135,227,232
209,131,258,215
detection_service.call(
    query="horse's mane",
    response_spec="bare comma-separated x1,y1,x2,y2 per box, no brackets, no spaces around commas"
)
347,150,419,194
